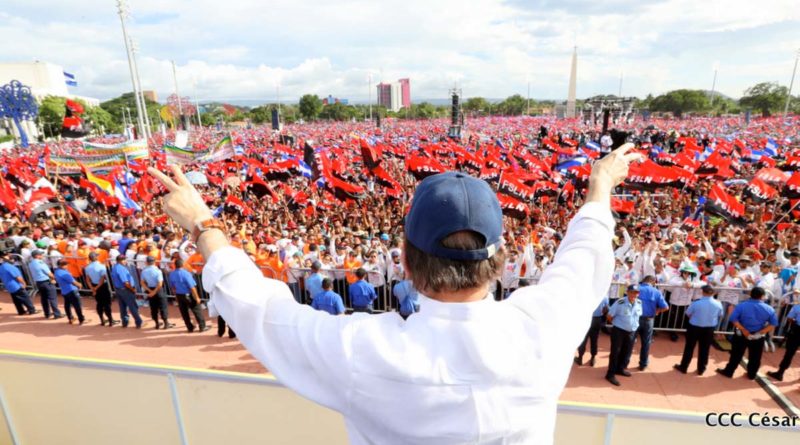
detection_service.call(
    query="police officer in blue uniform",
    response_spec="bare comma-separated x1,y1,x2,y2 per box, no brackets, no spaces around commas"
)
169,258,208,332
110,255,143,328
85,252,117,326
140,256,174,329
29,249,63,319
349,268,378,313
634,276,669,371
311,278,346,315
54,259,86,324
0,252,37,315
605,284,643,386
766,303,800,381
674,285,723,375
716,287,779,379
575,296,609,367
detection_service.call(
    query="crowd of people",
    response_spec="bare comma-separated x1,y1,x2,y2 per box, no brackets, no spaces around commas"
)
0,114,799,388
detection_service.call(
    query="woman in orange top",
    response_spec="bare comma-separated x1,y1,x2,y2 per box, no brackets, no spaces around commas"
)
344,250,362,284
185,251,205,274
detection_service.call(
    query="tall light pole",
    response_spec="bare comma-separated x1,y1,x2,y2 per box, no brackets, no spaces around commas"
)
368,72,373,121
171,60,183,128
526,74,531,116
129,37,151,139
116,0,146,140
618,70,624,97
785,49,800,117
192,77,202,127
710,62,719,107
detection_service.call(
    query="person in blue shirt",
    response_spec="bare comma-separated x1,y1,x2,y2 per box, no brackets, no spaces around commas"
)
140,256,174,330
717,286,779,380
305,261,324,304
84,252,117,326
576,296,609,367
633,276,669,371
54,259,86,324
674,285,723,375
0,252,37,315
767,303,800,382
349,268,377,313
29,249,63,319
311,278,345,315
605,284,643,386
110,255,143,328
168,258,208,333
118,230,135,256
393,278,420,320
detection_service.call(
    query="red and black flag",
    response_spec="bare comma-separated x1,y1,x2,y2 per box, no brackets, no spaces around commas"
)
325,174,366,202
783,156,800,171
783,172,800,199
531,181,559,198
359,139,382,171
743,177,778,203
611,197,635,217
497,193,529,220
498,173,534,202
243,175,279,203
371,166,402,198
681,217,700,231
479,165,500,183
263,160,294,181
705,183,747,226
61,99,90,138
754,167,790,186
625,160,686,191
407,155,446,180
224,195,254,216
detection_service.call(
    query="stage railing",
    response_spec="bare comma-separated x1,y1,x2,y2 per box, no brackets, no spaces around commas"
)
0,350,796,445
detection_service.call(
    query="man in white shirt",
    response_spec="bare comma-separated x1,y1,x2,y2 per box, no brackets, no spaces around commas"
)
148,145,640,445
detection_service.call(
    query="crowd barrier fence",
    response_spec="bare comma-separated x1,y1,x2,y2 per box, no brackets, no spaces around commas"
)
1,254,797,339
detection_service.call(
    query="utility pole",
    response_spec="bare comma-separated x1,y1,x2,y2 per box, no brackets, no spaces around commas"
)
116,0,146,140
368,72,373,121
129,37,151,139
526,75,531,116
785,49,800,117
618,71,623,97
193,78,202,127
710,64,718,106
171,60,183,129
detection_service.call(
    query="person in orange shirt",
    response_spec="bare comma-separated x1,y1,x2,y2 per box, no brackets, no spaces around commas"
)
344,250,362,285
185,250,205,274
266,248,284,280
64,244,83,278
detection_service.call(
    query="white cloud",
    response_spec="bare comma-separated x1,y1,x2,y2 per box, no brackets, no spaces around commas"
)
0,0,798,102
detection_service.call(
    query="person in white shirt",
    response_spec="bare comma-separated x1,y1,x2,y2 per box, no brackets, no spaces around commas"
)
148,145,640,445
500,249,523,298
666,265,704,340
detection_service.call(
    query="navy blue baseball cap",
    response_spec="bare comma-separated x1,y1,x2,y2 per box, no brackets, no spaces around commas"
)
627,284,640,292
405,172,502,261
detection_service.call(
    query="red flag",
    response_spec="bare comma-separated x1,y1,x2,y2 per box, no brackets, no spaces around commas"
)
498,173,535,201
705,184,747,225
497,193,529,220
611,197,634,215
744,177,778,203
359,139,382,171
754,167,790,185
371,166,402,198
224,195,254,216
407,155,446,180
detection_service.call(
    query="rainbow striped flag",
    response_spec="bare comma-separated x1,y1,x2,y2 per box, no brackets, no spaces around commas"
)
163,144,198,165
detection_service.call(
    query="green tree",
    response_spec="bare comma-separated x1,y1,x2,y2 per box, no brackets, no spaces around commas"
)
37,96,66,138
495,94,527,116
649,89,710,117
463,97,490,115
319,102,357,121
83,105,119,134
248,105,273,124
739,82,788,117
100,92,159,130
298,94,323,121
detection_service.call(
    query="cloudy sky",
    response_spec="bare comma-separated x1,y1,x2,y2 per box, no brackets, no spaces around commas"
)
1,0,798,103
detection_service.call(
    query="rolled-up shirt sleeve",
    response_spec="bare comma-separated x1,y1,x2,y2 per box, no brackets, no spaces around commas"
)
202,247,353,412
508,202,616,349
